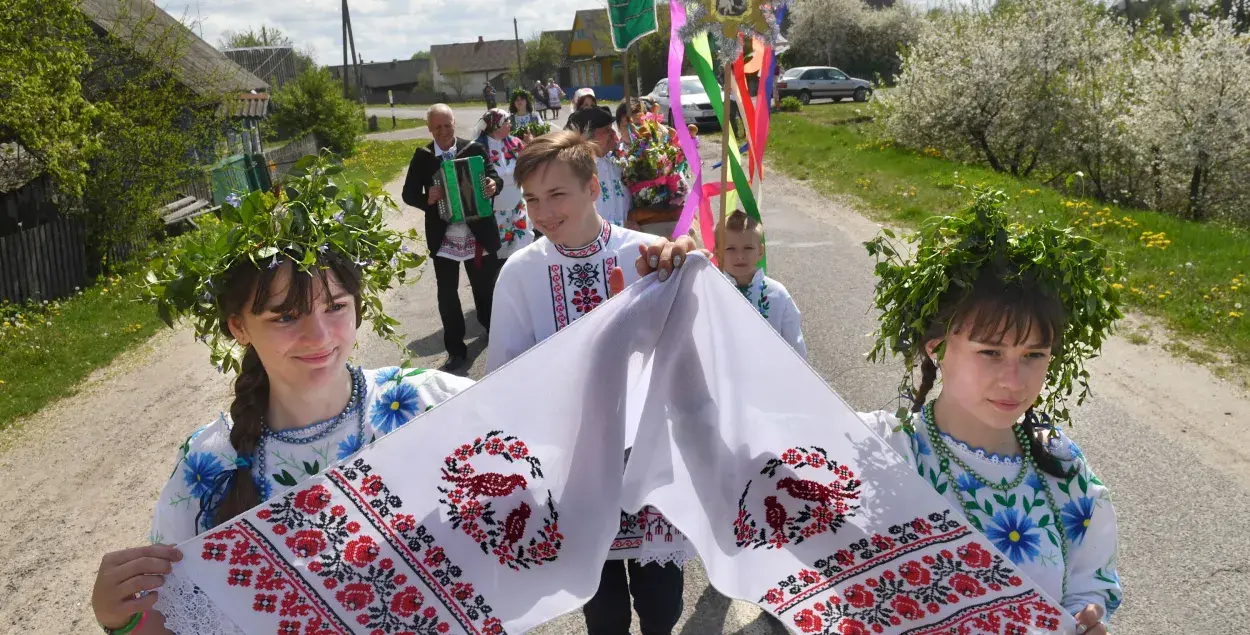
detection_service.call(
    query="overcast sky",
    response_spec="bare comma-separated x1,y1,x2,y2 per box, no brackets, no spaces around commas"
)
161,0,612,65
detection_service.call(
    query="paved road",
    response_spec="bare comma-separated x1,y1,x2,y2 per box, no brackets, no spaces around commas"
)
364,105,574,142
353,136,1250,633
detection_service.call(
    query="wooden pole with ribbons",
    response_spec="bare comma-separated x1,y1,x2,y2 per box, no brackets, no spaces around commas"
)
716,58,734,267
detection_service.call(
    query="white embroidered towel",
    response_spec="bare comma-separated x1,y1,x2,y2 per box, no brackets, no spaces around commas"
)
169,253,1074,634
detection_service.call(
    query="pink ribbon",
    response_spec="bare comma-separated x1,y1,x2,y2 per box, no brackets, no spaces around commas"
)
668,2,704,245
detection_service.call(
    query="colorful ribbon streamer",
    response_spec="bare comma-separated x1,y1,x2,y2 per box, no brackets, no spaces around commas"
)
668,1,705,247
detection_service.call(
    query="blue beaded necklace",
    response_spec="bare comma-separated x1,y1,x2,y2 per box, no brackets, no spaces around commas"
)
253,365,366,495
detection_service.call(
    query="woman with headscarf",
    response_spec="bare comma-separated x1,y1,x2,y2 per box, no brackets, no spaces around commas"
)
573,87,598,111
533,80,548,120
475,109,534,259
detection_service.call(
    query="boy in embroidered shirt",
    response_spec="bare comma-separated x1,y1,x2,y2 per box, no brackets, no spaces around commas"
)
720,211,807,359
486,130,692,635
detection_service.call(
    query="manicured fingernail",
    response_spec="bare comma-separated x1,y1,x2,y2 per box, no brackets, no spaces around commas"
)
1075,625,1088,635
649,255,659,268
674,254,683,268
659,269,670,282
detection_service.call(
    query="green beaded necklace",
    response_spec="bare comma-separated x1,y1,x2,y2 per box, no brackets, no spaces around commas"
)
922,401,1070,596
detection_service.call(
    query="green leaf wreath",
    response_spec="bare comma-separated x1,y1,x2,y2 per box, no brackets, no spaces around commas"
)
142,152,426,374
864,189,1124,428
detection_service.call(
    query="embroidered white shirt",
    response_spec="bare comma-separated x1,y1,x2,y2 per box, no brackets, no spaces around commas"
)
731,268,807,359
486,220,652,372
595,156,632,228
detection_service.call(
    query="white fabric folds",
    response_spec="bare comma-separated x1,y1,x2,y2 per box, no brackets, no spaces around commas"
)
167,254,1074,635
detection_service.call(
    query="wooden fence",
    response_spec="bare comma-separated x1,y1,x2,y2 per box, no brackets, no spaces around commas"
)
0,217,88,304
264,132,319,182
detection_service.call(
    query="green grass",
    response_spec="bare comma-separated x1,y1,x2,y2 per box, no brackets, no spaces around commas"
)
0,269,165,430
0,141,426,432
768,102,1250,371
342,139,423,184
363,117,426,133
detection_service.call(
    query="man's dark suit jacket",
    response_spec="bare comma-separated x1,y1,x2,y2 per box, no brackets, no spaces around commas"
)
401,138,504,256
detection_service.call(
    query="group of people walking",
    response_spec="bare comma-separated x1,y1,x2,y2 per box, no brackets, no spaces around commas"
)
89,81,1122,634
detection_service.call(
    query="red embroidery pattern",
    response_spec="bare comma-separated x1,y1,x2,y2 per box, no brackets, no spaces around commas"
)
735,446,862,549
438,431,563,571
201,521,353,635
760,512,1062,634
552,220,611,258
611,508,677,554
201,458,501,634
548,264,569,330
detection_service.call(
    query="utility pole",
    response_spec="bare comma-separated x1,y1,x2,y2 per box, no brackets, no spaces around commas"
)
341,0,349,98
345,2,361,101
513,18,524,85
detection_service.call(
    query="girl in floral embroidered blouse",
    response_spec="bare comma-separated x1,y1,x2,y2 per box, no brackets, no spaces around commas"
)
859,196,1124,635
89,217,475,633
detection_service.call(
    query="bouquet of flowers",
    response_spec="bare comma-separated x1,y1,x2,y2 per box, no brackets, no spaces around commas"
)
618,115,690,208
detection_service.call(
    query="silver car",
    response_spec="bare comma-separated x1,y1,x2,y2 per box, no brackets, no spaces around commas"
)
777,66,873,104
646,75,743,134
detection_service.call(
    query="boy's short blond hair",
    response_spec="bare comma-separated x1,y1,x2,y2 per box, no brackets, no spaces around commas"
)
718,210,764,241
514,130,599,188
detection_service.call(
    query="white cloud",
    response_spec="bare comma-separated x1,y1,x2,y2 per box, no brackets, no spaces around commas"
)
161,0,607,65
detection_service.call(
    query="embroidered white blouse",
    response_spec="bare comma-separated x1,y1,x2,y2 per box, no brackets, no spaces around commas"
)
486,219,652,373
483,135,534,259
731,268,807,359
149,366,474,634
595,156,633,228
859,408,1124,620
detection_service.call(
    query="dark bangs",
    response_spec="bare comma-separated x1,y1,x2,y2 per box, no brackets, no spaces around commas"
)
945,273,1066,352
219,252,364,333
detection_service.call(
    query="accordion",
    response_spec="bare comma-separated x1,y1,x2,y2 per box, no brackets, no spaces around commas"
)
433,155,494,225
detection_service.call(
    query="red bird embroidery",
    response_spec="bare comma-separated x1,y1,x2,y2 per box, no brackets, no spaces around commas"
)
775,477,858,506
764,496,788,534
502,502,532,544
442,471,528,498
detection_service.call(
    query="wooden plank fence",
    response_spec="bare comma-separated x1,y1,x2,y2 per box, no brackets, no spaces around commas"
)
263,133,319,182
0,217,88,304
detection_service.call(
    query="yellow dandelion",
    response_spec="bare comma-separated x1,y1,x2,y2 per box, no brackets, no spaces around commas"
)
1111,283,1124,290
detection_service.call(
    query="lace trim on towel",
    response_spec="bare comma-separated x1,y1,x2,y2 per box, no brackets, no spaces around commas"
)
154,569,247,635
637,549,693,568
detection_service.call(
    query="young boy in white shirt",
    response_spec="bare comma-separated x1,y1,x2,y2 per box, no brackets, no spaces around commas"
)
486,130,696,635
720,210,807,359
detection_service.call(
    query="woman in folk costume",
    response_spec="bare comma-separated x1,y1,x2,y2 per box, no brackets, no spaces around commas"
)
475,109,534,260
86,156,477,635
859,191,1123,635
508,89,543,142
545,78,565,118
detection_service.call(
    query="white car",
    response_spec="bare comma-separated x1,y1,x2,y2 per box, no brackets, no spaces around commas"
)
645,75,742,133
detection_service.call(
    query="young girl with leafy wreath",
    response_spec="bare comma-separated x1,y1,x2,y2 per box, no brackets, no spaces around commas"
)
87,155,477,635
475,108,534,259
859,190,1124,635
508,88,545,142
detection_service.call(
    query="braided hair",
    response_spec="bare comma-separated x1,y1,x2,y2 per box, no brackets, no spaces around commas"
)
208,253,363,527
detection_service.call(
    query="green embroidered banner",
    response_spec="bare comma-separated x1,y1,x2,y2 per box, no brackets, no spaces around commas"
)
608,0,658,51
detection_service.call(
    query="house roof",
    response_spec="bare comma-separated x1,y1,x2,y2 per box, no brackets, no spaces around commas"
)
431,38,521,74
79,0,268,97
542,30,573,66
223,46,305,90
572,9,617,59
327,58,430,89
